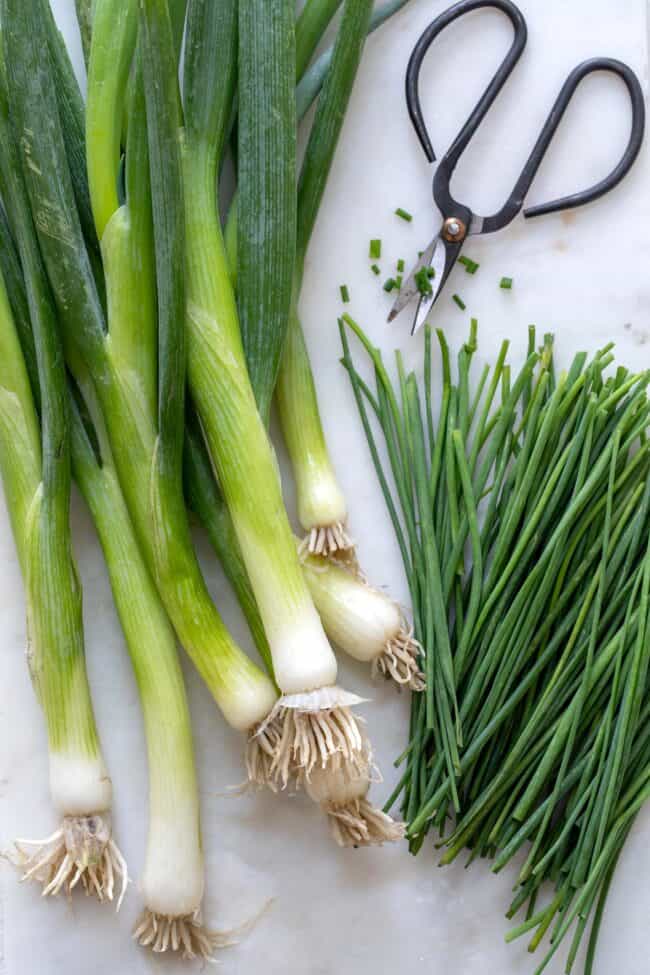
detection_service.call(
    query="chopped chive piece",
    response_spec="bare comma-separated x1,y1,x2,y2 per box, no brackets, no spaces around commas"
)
395,275,403,290
369,238,381,259
459,255,480,274
383,277,397,293
500,276,513,290
427,267,435,278
397,258,405,273
414,266,433,297
371,264,381,276
418,250,424,258
395,207,413,222
340,284,350,303
452,293,466,310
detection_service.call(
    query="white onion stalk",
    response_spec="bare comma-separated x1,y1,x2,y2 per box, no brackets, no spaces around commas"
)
278,309,356,563
181,0,371,787
184,168,367,784
301,551,425,691
75,437,223,958
301,741,405,847
0,226,125,902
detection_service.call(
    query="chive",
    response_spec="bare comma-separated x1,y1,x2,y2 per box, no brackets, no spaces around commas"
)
414,266,433,296
397,258,405,272
395,275,403,290
458,255,479,274
452,293,466,310
500,276,513,290
427,266,435,278
369,238,381,259
340,284,350,303
371,263,381,275
383,277,397,292
395,207,413,222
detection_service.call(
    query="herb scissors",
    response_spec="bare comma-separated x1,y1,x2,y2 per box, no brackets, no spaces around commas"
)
389,0,646,335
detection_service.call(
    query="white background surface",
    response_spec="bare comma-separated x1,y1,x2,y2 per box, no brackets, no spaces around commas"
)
1,1,650,973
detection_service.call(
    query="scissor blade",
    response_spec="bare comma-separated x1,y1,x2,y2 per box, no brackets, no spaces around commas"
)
412,234,467,334
387,234,439,323
411,235,448,335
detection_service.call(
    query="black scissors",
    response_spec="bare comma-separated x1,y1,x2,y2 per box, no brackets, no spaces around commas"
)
389,0,646,335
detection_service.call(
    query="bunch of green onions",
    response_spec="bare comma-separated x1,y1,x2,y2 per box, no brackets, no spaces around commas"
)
0,0,418,954
0,4,225,955
342,314,650,974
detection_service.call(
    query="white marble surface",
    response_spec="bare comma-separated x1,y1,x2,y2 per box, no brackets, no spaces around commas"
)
1,1,650,973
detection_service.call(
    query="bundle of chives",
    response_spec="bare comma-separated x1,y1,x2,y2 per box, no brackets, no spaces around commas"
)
342,315,650,972
4,0,277,763
0,70,124,901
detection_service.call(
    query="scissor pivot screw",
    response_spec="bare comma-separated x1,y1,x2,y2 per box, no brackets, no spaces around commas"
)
443,217,466,242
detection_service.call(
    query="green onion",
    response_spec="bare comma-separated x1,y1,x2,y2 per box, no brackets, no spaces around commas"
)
224,0,412,290
237,0,296,425
295,0,413,118
76,412,207,953
369,238,381,259
303,552,424,690
276,0,373,559
395,275,403,290
295,0,342,79
45,3,103,274
383,277,397,292
1,125,209,947
371,263,381,276
340,284,350,303
184,421,408,843
395,207,413,222
397,258,405,272
183,0,369,787
0,40,124,901
74,0,93,66
500,276,513,289
452,293,466,310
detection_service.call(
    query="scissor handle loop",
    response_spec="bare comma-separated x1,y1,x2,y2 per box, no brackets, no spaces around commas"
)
515,58,646,224
406,0,527,166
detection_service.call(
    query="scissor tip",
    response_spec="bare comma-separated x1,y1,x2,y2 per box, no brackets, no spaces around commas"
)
387,310,397,323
